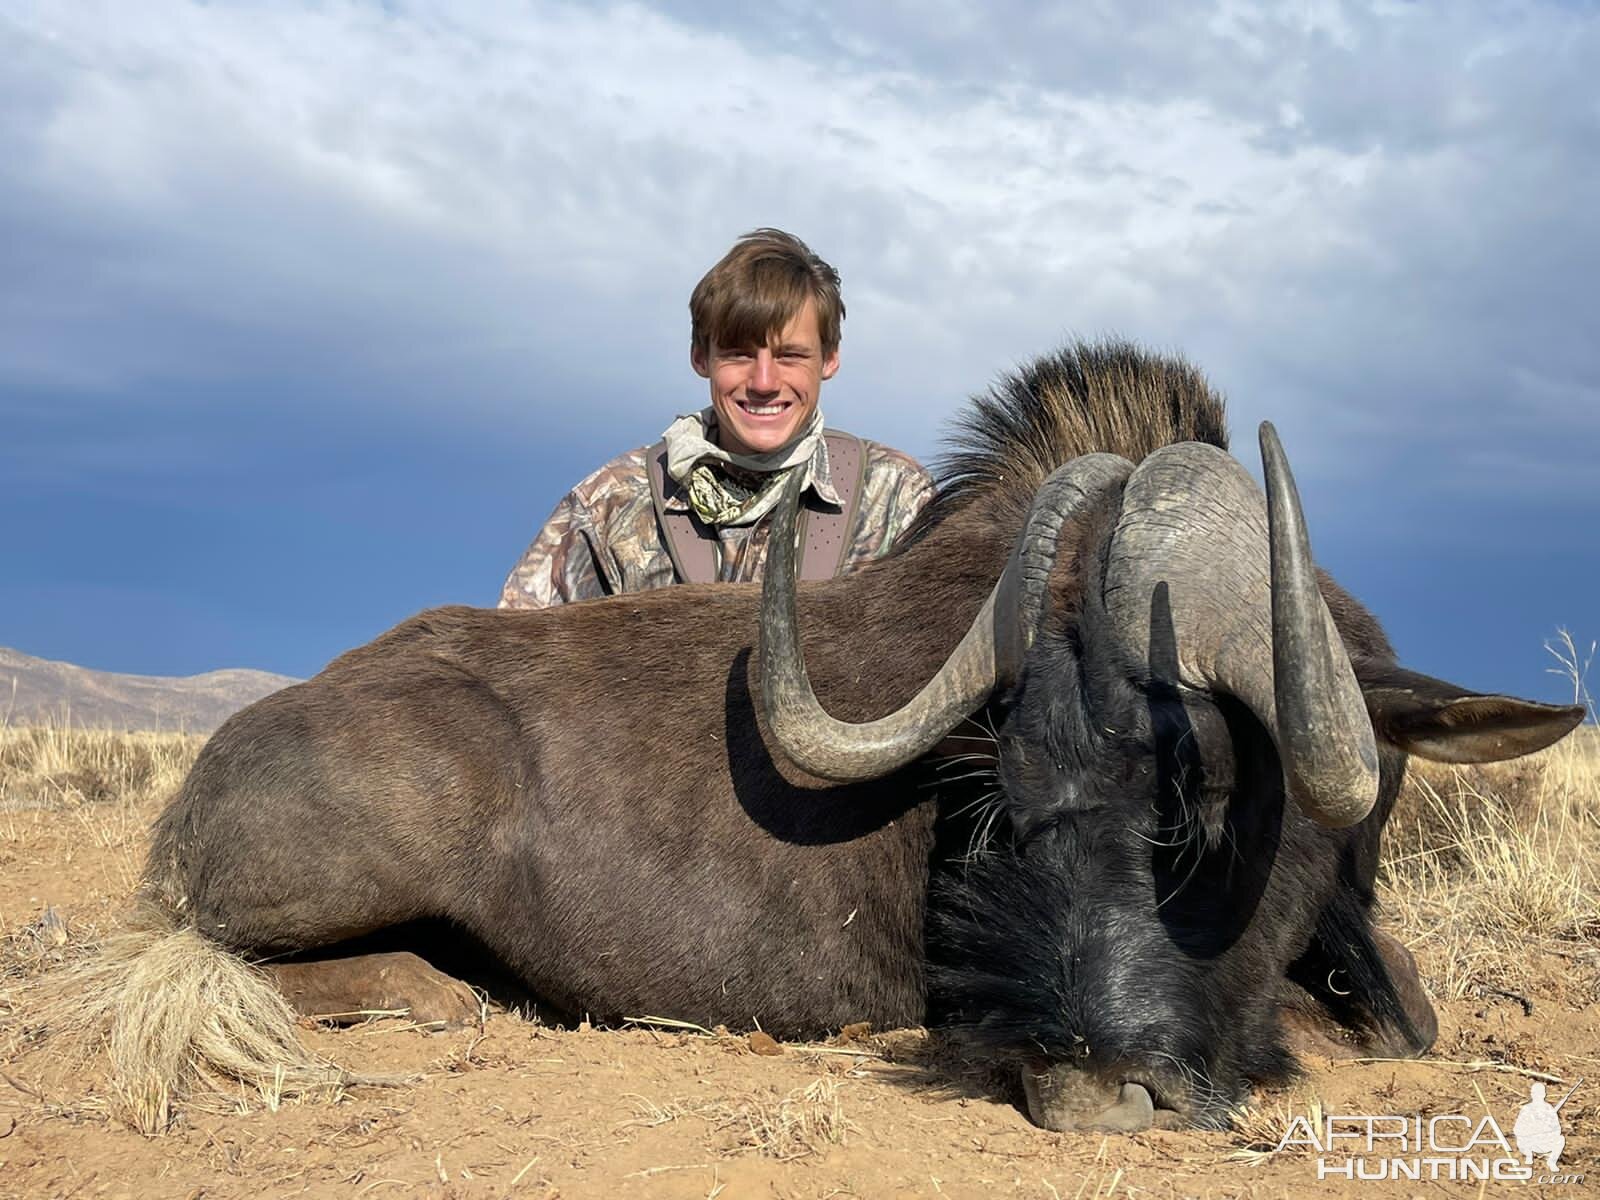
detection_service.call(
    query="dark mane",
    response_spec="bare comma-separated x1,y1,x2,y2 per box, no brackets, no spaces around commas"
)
912,338,1230,536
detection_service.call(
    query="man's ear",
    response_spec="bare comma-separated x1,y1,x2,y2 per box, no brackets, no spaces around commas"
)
821,346,840,381
1360,664,1587,763
691,343,710,379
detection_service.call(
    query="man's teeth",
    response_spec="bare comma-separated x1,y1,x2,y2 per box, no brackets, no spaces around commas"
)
744,404,786,415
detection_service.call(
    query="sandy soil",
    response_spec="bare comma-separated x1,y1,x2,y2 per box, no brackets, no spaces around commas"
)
1,736,1595,1199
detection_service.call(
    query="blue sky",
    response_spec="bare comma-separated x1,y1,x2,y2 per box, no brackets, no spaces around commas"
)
1,0,1595,708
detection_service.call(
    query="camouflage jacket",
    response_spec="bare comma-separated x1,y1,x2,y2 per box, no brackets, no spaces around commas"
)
498,434,936,608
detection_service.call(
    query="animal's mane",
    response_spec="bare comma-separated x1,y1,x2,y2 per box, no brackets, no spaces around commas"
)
920,338,1230,530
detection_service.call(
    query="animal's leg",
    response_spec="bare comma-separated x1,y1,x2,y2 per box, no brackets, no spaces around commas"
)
146,668,523,960
265,952,481,1028
150,770,486,1032
139,668,532,1047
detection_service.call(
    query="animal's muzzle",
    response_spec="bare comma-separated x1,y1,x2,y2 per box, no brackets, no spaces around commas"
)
1021,1061,1158,1133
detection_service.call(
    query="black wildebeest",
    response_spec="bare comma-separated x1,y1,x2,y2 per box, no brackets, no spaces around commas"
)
52,340,1583,1134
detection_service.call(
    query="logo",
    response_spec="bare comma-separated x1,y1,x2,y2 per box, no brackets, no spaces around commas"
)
1514,1080,1578,1173
1274,1075,1584,1185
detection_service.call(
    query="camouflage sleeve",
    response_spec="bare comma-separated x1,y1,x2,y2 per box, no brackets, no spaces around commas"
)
844,444,938,567
879,454,937,548
497,491,615,609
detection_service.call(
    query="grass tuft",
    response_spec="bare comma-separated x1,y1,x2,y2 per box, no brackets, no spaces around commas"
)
0,725,200,817
1381,727,1599,1001
1229,1092,1324,1164
622,1078,854,1160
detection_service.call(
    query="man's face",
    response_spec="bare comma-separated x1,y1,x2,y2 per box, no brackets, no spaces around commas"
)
691,297,840,456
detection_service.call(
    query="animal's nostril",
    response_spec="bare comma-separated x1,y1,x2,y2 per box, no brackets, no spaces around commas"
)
1084,1081,1155,1133
1118,1069,1204,1129
1121,1073,1180,1115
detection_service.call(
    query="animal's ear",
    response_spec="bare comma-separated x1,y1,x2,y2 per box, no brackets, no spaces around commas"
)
1360,664,1586,764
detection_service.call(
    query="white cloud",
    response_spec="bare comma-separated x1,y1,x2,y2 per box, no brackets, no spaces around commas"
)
1,0,1594,518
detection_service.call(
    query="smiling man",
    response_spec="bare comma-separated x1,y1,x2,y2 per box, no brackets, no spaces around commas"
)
499,229,936,607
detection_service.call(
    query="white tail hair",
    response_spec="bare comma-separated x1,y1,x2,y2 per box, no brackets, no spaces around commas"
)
25,893,348,1133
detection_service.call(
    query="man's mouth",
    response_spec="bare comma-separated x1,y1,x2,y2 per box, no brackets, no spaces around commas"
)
737,400,790,417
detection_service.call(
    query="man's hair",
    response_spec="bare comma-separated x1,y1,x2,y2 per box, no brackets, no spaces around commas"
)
690,229,845,358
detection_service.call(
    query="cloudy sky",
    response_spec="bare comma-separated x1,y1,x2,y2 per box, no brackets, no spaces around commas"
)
2,0,1595,707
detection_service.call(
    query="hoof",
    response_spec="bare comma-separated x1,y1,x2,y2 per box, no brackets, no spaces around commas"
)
270,951,482,1028
372,954,483,1027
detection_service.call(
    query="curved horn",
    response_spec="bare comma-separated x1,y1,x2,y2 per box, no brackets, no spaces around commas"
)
1259,421,1380,826
1104,433,1378,827
758,455,1133,782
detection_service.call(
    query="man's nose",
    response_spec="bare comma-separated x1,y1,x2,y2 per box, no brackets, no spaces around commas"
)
750,350,779,394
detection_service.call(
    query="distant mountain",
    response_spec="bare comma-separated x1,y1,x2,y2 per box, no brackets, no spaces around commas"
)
0,646,299,733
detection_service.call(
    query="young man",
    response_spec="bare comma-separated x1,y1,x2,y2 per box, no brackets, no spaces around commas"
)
498,229,936,608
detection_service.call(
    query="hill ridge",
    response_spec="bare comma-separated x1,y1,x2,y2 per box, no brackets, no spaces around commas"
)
0,645,299,732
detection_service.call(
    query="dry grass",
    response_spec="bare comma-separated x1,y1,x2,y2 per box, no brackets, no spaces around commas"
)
0,724,200,815
0,724,200,982
0,722,348,1134
623,1077,855,1160
1380,725,1600,1001
715,1076,854,1159
1229,1092,1325,1164
1376,632,1599,1003
0,725,203,895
